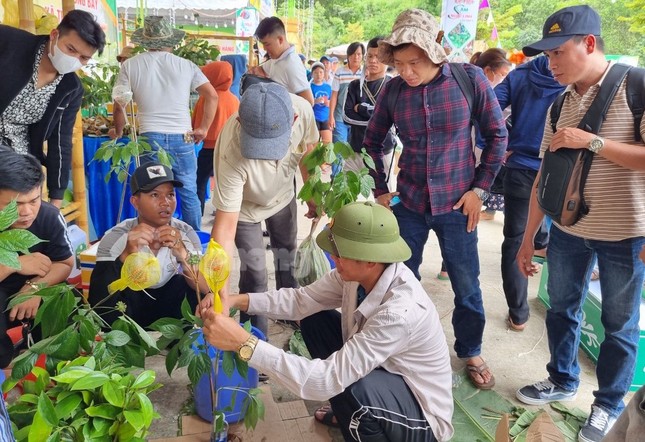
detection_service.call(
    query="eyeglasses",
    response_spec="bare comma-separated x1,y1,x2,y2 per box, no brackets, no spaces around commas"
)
327,229,341,258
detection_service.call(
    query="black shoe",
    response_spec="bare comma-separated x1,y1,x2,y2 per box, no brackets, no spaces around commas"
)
262,230,270,237
258,372,269,382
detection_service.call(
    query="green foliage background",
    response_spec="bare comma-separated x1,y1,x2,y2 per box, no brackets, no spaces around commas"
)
279,0,645,65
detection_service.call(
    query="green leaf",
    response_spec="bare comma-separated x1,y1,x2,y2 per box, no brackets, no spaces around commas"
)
71,372,110,391
131,370,156,389
52,367,91,384
92,417,111,437
39,291,77,337
102,381,125,407
165,344,179,376
54,393,82,420
17,393,40,404
297,180,314,202
136,392,155,428
103,330,131,347
122,316,158,351
0,247,19,269
114,343,146,368
149,321,184,340
187,352,210,386
0,229,45,254
85,404,119,420
360,148,376,170
333,141,354,159
28,409,53,442
0,199,18,230
180,297,197,323
11,351,39,380
37,392,58,427
124,409,146,431
221,350,235,378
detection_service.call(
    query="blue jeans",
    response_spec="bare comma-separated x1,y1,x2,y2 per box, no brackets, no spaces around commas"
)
332,119,349,143
502,168,549,324
393,203,484,358
546,226,645,416
142,133,202,231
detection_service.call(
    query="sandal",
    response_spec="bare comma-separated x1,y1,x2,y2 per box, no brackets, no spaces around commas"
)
437,271,450,281
507,316,526,332
466,359,496,390
314,405,339,428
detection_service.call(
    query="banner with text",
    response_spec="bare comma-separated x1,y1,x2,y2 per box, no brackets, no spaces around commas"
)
440,0,479,62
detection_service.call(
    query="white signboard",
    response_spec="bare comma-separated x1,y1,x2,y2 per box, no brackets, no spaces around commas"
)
440,0,479,62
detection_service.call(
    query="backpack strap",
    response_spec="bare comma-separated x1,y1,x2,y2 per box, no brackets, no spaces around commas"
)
550,94,566,133
626,67,645,142
449,62,475,115
386,76,403,130
578,63,631,134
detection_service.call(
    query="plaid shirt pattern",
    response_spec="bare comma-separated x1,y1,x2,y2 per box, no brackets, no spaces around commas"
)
364,63,507,215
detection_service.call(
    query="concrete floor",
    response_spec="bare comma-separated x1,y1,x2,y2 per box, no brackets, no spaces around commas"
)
145,193,608,440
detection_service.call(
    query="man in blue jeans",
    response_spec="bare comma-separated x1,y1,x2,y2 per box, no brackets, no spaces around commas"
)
516,6,645,442
110,16,218,231
363,9,507,390
494,56,565,331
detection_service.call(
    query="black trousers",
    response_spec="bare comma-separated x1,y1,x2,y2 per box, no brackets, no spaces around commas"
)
300,310,437,442
196,148,214,215
501,168,550,324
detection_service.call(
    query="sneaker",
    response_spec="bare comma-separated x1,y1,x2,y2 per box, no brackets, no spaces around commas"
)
578,405,616,442
516,379,577,405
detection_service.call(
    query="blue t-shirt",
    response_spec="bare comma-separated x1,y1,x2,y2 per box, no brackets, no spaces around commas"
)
310,82,332,123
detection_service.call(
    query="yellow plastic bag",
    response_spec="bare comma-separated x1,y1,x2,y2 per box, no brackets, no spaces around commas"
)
107,251,161,295
199,239,230,313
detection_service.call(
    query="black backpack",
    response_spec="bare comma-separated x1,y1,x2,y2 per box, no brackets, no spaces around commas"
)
539,63,644,226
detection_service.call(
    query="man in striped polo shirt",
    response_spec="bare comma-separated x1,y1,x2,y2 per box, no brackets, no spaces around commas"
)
329,42,364,143
515,6,645,442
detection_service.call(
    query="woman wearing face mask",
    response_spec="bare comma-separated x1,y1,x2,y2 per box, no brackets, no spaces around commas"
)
0,10,105,208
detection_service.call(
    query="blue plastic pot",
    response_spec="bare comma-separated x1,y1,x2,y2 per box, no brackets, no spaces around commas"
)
193,326,266,423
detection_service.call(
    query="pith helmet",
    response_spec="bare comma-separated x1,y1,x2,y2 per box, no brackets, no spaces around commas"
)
316,202,411,263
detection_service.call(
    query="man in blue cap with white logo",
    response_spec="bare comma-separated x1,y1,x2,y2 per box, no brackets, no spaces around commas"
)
516,6,645,442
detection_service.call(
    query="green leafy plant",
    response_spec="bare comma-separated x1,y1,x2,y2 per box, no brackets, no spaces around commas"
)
80,64,120,118
172,36,220,66
7,356,160,441
92,137,173,184
298,141,376,219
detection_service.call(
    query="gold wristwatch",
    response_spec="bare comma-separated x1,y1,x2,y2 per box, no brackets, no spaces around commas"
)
237,335,259,362
24,280,39,291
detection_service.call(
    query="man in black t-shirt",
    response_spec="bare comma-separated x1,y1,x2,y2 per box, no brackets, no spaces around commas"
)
0,150,74,368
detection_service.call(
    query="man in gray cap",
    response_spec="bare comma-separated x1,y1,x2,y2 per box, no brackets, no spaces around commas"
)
515,5,645,442
110,15,218,232
205,83,318,337
201,201,454,441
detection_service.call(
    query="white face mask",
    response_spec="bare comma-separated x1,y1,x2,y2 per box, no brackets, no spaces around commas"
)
48,35,83,74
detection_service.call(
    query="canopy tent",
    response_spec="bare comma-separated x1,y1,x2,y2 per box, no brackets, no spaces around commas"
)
325,41,368,59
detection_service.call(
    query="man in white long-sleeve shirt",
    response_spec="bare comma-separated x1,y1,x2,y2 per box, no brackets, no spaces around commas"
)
201,201,454,441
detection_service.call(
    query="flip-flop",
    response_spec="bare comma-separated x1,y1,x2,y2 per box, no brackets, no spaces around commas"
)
436,271,450,281
314,405,339,428
466,360,496,390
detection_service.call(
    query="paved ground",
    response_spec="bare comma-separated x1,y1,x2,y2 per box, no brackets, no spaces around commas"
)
146,192,608,440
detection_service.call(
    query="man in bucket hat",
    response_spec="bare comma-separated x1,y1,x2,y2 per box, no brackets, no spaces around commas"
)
363,9,507,390
515,6,645,441
201,201,454,441
202,83,318,338
110,15,218,232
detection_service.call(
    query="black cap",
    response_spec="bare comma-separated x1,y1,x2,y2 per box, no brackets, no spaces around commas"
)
523,5,601,56
130,163,183,194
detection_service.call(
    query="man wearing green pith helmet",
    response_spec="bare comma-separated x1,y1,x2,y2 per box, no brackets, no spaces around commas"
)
202,201,454,441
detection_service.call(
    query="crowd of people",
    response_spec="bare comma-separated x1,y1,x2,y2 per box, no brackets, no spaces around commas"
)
0,4,644,442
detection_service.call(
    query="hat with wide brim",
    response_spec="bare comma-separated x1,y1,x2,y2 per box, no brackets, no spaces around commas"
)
131,16,185,49
316,202,411,263
378,9,448,66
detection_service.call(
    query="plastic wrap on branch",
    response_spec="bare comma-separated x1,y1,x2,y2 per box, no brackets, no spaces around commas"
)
112,84,133,107
107,250,161,294
199,239,230,313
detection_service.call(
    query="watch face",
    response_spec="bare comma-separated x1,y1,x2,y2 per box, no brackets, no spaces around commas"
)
590,137,603,152
239,345,253,361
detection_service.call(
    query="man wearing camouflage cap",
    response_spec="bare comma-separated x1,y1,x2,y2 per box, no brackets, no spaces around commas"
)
202,201,454,441
363,8,507,390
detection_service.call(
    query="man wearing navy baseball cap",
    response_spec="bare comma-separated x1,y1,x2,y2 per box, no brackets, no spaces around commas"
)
515,6,645,442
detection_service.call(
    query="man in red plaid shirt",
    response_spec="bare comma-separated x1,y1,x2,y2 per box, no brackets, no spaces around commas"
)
364,9,507,390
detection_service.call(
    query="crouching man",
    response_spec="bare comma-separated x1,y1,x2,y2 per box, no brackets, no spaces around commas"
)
201,201,453,441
